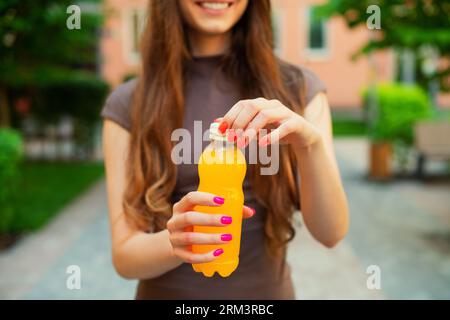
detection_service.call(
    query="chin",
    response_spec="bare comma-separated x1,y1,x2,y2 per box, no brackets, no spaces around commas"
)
197,22,232,35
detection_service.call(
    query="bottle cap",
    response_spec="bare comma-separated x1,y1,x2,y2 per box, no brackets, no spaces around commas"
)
209,119,227,141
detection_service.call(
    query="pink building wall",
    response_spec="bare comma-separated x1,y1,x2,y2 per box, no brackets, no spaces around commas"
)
272,0,394,108
101,0,147,86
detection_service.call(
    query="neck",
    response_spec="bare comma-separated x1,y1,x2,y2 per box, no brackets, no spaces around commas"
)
188,30,231,57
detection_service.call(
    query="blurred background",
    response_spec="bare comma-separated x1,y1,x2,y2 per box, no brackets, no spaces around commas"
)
0,0,449,299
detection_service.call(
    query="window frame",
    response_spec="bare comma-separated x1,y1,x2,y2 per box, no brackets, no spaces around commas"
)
122,7,147,65
304,5,330,60
272,7,284,56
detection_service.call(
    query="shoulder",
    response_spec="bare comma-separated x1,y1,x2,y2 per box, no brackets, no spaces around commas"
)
107,78,137,107
278,60,327,106
100,78,138,132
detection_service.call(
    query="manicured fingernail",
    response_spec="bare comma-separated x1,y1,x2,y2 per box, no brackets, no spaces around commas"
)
221,234,232,241
213,196,225,205
227,129,236,143
221,216,232,224
213,248,224,257
218,122,228,134
249,207,256,216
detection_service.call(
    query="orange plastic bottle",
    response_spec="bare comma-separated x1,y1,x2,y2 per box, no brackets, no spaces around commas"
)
192,120,247,277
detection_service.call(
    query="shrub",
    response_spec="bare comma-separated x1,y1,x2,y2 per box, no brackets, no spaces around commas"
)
39,73,109,155
0,129,23,232
12,72,110,157
34,72,109,124
363,83,432,144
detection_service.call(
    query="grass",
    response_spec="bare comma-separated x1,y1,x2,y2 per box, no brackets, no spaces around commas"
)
332,119,367,137
331,108,450,137
9,162,104,232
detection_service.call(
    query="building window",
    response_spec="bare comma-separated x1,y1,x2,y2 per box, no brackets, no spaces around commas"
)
131,10,141,54
306,6,329,59
124,8,146,64
272,8,283,55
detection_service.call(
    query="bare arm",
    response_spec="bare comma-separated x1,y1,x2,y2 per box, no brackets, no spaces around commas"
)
297,93,349,247
103,120,182,279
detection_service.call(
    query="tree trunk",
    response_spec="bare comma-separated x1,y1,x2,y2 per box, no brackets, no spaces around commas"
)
370,142,392,180
0,86,11,127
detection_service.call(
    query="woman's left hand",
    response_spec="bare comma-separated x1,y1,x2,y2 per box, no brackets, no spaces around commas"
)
219,98,322,149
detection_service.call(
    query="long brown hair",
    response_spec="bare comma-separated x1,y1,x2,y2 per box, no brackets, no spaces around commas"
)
124,0,305,258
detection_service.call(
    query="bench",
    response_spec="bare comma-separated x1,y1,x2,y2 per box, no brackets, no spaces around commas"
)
414,121,450,178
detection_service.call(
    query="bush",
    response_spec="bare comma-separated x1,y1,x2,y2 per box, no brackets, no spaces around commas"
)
39,73,109,155
363,83,432,144
11,72,110,157
34,72,109,123
0,129,23,232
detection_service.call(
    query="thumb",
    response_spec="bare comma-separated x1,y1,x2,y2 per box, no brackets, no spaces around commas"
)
243,205,256,219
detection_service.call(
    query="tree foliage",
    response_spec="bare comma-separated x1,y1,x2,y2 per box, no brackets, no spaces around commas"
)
363,83,431,144
0,0,103,87
318,0,450,91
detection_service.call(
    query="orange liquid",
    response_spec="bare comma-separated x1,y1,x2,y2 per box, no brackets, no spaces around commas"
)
192,141,247,277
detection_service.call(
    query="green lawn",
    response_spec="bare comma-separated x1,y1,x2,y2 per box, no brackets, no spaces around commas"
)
10,162,104,232
332,119,367,137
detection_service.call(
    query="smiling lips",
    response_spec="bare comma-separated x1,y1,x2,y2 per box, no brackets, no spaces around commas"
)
195,1,234,11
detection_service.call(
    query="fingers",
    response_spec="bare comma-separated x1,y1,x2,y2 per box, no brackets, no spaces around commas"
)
167,211,232,230
168,206,255,232
220,98,272,133
173,191,224,213
220,100,247,133
170,231,232,246
173,247,224,264
259,119,299,146
243,205,256,219
168,202,256,264
219,98,291,148
222,99,266,129
229,101,259,130
239,108,288,147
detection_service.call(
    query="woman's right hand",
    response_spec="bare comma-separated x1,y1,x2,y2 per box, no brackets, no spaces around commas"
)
167,191,255,264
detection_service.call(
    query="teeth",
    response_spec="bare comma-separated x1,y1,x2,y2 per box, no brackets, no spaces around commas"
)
200,2,229,10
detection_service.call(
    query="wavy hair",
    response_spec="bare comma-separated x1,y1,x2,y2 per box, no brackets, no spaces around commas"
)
124,0,305,258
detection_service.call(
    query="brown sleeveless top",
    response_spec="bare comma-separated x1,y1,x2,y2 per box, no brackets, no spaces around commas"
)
101,55,326,300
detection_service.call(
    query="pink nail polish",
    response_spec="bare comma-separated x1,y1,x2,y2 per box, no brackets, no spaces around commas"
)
213,196,225,205
221,216,232,224
218,122,228,134
227,130,236,143
221,234,232,241
213,248,224,257
249,207,256,216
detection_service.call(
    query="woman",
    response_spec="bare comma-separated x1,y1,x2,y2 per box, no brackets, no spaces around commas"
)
101,0,348,299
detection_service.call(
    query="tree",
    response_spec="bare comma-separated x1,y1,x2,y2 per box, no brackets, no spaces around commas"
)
0,0,103,126
317,0,450,93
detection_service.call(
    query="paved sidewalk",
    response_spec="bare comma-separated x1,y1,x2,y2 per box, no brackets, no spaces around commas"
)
1,138,449,299
336,140,450,299
0,180,135,299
